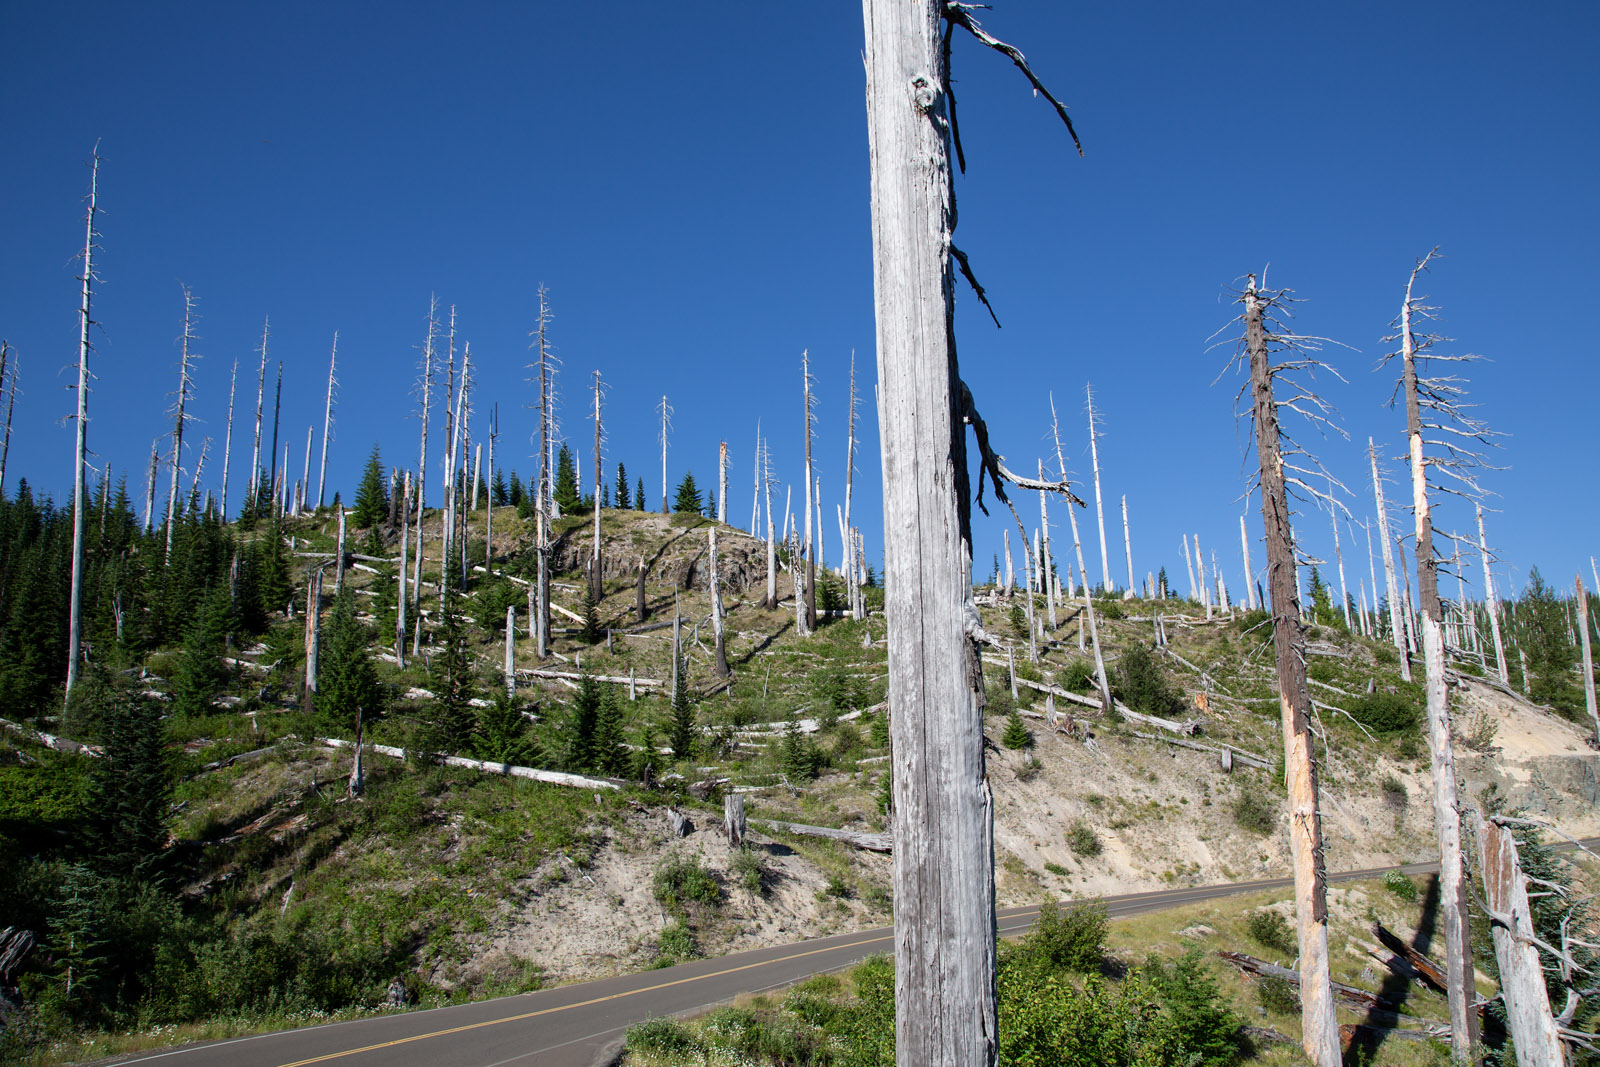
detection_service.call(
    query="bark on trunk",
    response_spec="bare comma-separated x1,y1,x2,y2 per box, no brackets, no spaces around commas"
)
1242,279,1341,1067
66,149,100,707
1399,264,1478,1062
863,4,997,1059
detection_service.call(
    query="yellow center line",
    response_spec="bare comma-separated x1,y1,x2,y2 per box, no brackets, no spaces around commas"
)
275,932,896,1067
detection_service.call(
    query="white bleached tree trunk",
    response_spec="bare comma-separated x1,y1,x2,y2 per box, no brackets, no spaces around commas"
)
0,346,16,497
1370,439,1411,679
412,299,437,658
165,285,199,563
1240,513,1258,611
591,370,604,602
1039,462,1056,629
249,318,268,513
1121,494,1135,596
317,333,337,508
1086,383,1112,592
219,359,237,522
718,440,728,525
1183,533,1198,602
1195,533,1211,618
397,471,410,667
66,148,100,706
751,421,762,535
802,351,817,633
861,2,1015,1057
532,288,552,658
763,436,777,609
1477,506,1509,685
710,527,729,676
658,394,672,514
1241,278,1340,1067
842,351,859,576
1578,576,1599,746
1003,528,1014,595
1331,502,1350,631
505,605,516,695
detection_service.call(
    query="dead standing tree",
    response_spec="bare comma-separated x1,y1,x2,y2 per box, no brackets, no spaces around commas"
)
1369,438,1411,680
411,299,438,657
590,370,605,603
657,394,672,515
249,319,268,513
1384,248,1500,1063
66,147,101,706
862,3,1079,1062
1050,398,1111,710
1226,276,1345,1067
0,344,17,496
1085,383,1113,592
317,332,338,509
164,286,200,563
219,359,237,522
801,350,818,633
1476,505,1509,685
530,288,557,657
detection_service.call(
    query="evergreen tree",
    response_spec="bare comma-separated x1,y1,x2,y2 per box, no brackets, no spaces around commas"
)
317,588,384,734
581,582,604,645
667,658,697,760
1157,566,1169,597
780,712,817,781
475,689,540,766
507,468,523,508
565,673,601,772
553,443,580,514
706,489,717,522
615,463,631,510
83,672,172,877
601,484,610,509
1308,566,1336,626
1001,709,1032,749
351,445,388,528
635,476,647,512
170,585,234,718
672,472,703,515
430,592,478,751
869,710,890,747
592,683,629,776
491,467,509,508
45,865,108,1018
1520,567,1580,714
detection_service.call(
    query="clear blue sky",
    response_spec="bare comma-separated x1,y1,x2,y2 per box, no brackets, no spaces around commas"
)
3,2,1596,603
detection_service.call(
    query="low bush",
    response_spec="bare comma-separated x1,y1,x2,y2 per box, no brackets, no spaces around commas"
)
1349,691,1420,735
1001,711,1032,749
1113,645,1184,718
1067,821,1101,857
730,847,767,895
1257,974,1301,1015
1232,790,1277,834
652,854,721,915
1245,909,1296,957
1019,899,1109,974
1383,869,1418,902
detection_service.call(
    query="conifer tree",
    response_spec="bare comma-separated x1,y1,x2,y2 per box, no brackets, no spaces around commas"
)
1000,710,1032,749
635,477,646,511
491,467,509,508
592,683,628,776
430,591,478,751
672,472,702,515
581,582,603,645
351,445,388,528
565,672,601,772
506,468,522,508
171,585,233,718
475,688,540,765
615,463,630,510
83,670,171,877
780,712,816,781
317,588,383,733
667,657,697,760
553,443,580,514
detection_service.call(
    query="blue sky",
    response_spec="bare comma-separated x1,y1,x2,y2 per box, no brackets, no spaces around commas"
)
2,2,1596,603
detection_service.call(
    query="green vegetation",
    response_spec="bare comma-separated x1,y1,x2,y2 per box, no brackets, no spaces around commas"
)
1112,644,1184,718
1244,909,1296,958
1000,710,1032,749
1231,789,1276,835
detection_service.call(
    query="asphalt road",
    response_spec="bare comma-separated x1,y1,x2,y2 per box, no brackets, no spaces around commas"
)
111,841,1597,1067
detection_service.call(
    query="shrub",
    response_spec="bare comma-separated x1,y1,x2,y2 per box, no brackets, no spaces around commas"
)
1257,974,1301,1015
1009,604,1029,641
1112,644,1184,718
653,921,699,966
1142,949,1245,1067
1382,869,1418,902
1001,711,1032,749
1232,790,1276,834
1044,861,1068,876
730,847,767,895
1381,774,1408,810
1463,708,1499,752
626,1016,701,1055
1020,899,1108,973
1061,658,1097,692
1349,691,1420,735
1245,909,1296,957
1067,821,1101,857
652,854,720,915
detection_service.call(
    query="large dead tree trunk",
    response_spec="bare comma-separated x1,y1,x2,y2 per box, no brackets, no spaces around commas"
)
412,299,437,658
718,440,728,525
1396,253,1478,1062
802,350,818,633
1086,384,1112,592
1040,463,1057,629
591,370,604,602
485,406,497,569
0,345,15,498
1050,400,1111,709
1472,812,1566,1067
532,289,552,659
249,319,268,513
165,286,199,563
316,333,337,508
842,352,858,575
1121,494,1135,596
1578,576,1599,746
397,471,410,667
218,358,237,522
1240,513,1258,611
1331,500,1351,631
863,4,997,1057
710,527,729,676
66,148,100,706
1003,528,1014,595
658,394,672,514
1183,532,1198,602
269,361,283,517
763,436,777,610
1241,278,1340,1067
1370,438,1411,681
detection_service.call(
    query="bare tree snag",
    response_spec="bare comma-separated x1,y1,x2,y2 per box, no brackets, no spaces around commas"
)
763,436,778,610
1003,528,1014,595
710,527,729,676
1085,383,1113,592
1331,500,1351,631
842,351,859,574
591,370,604,603
1040,462,1057,629
1370,439,1411,681
1121,493,1135,596
397,471,410,666
1051,403,1111,710
802,350,818,633
1183,532,1198,602
335,507,347,595
751,421,762,534
1578,576,1599,746
1196,532,1212,618
1472,812,1566,1067
165,285,199,562
0,347,15,498
412,300,437,657
1391,251,1480,1061
636,556,648,623
485,406,497,568
249,318,268,512
1238,277,1340,1067
724,793,746,849
1240,513,1258,611
269,360,283,517
658,394,672,514
303,565,325,712
66,147,100,706
505,605,516,695
530,288,553,658
317,333,338,508
718,440,728,525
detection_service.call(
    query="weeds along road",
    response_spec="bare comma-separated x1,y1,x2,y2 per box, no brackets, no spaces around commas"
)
111,842,1598,1067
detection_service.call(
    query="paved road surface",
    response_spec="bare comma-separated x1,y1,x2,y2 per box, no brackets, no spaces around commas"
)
112,841,1597,1067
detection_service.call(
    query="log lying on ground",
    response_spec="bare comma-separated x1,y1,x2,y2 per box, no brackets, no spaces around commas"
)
1130,731,1271,770
0,717,101,756
1115,704,1204,735
316,737,620,790
1371,922,1449,993
187,744,281,778
517,667,665,689
755,818,892,852
1220,952,1429,1021
1339,1024,1451,1046
1012,675,1103,710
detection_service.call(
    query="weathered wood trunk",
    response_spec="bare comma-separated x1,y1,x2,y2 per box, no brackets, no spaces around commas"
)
219,359,237,522
1240,513,1258,611
397,472,410,667
636,556,648,624
1242,279,1340,1067
1087,384,1112,592
66,149,100,707
250,319,268,514
303,567,324,711
1472,813,1565,1067
751,422,762,535
1578,576,1598,745
318,333,337,508
1003,528,1014,595
269,361,283,517
710,527,729,677
505,605,516,695
718,440,728,525
1183,532,1198,602
348,707,364,798
534,293,552,658
0,345,16,497
863,2,997,1059
1370,438,1411,681
334,507,347,594
659,394,671,514
485,408,496,568
165,286,198,563
591,371,604,603
724,792,746,849
1398,262,1478,1062
1332,502,1351,631
412,300,437,657
764,437,778,610
803,352,818,633
1121,494,1135,596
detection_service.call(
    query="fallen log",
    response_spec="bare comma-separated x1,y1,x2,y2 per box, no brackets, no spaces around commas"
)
1115,703,1203,736
186,744,281,779
1371,922,1448,993
518,667,664,689
1013,676,1104,710
1340,1024,1451,1046
1219,952,1419,1018
315,738,621,791
1129,731,1271,770
0,717,101,757
755,819,892,852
